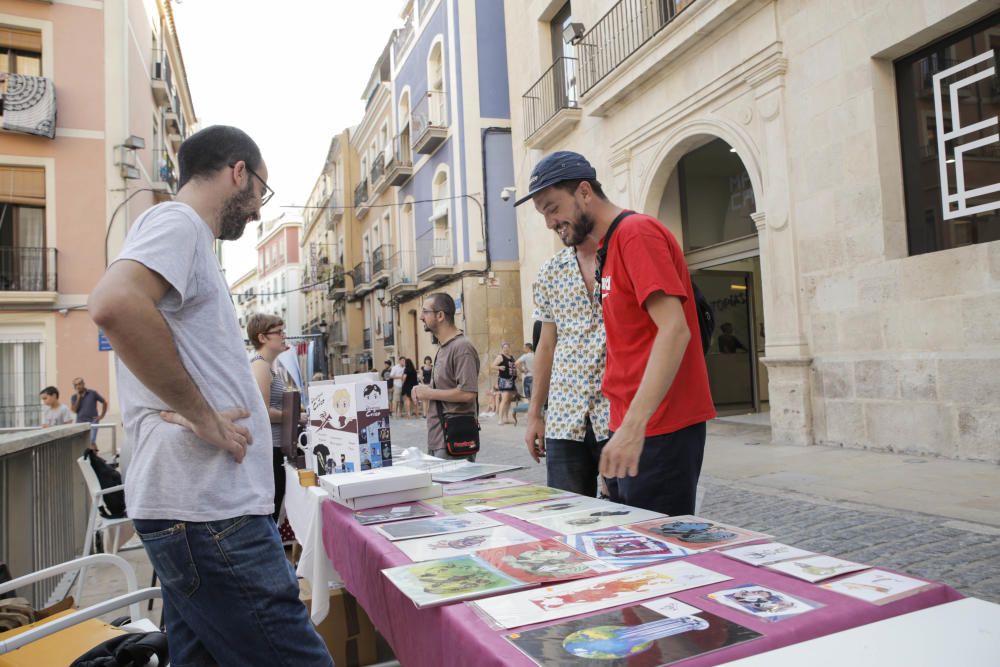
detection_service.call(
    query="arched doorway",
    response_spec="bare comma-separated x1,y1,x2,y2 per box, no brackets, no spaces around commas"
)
654,136,767,416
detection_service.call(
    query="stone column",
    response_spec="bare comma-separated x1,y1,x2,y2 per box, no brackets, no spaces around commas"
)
747,61,814,445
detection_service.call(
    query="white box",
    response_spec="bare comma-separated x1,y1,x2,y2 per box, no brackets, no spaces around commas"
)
318,465,432,500
327,483,443,511
307,379,391,475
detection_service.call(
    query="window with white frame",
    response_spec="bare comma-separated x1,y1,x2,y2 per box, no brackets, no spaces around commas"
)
0,337,43,427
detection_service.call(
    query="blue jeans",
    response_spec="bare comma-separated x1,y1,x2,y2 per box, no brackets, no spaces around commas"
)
545,419,608,497
604,422,706,516
522,376,533,399
134,516,333,667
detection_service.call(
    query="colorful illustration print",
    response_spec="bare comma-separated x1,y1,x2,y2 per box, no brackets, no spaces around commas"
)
381,555,526,608
708,584,822,622
373,513,502,541
532,505,665,535
628,515,769,552
820,569,934,604
477,539,615,584
719,542,816,567
432,484,573,514
506,604,761,667
394,525,538,563
561,527,689,567
766,555,869,583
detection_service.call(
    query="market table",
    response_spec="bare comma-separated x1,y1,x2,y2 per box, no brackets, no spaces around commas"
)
319,491,963,667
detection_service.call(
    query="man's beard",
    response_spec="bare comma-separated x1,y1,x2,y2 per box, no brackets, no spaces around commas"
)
561,205,595,247
217,182,258,240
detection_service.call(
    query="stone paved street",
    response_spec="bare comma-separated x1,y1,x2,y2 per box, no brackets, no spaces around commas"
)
390,414,1000,603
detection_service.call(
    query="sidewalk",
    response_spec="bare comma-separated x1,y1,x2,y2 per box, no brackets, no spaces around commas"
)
704,419,1000,531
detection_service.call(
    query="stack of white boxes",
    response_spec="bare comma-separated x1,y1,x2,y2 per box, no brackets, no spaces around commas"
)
319,466,443,510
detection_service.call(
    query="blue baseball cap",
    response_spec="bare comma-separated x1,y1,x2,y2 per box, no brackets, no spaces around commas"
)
514,151,598,207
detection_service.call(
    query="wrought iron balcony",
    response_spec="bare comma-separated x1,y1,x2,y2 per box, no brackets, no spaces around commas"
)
388,250,418,297
385,135,414,187
354,178,370,219
0,247,57,293
412,90,449,154
416,229,453,279
371,244,393,279
577,0,694,95
363,327,372,350
370,152,386,188
150,48,174,107
351,260,373,297
152,149,177,201
522,57,580,145
383,321,394,347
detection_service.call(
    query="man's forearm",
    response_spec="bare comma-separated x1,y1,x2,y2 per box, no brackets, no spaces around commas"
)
528,346,554,417
96,299,214,425
427,387,477,403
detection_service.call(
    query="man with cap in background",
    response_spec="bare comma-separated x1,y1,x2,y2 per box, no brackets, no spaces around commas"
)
517,151,715,515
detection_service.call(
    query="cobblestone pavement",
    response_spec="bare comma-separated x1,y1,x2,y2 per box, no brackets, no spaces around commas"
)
391,415,1000,603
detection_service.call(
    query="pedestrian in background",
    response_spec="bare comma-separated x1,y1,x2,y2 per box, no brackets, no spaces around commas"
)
492,342,517,425
247,313,292,521
402,357,420,418
39,386,73,427
70,377,107,445
89,124,331,666
517,342,535,399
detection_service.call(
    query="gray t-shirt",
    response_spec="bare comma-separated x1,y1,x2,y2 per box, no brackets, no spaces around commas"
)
114,202,273,521
42,404,73,426
426,333,480,453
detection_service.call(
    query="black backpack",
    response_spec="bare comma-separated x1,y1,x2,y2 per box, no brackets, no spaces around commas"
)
691,282,715,355
83,449,127,519
71,631,169,667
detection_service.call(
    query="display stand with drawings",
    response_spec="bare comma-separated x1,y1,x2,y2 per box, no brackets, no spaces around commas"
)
306,379,391,476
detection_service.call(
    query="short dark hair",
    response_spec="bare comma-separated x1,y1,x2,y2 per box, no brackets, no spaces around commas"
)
40,386,59,398
552,178,607,200
524,342,533,351
427,292,456,324
177,125,262,189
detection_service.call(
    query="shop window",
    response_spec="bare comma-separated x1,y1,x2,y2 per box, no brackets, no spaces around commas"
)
895,12,1000,255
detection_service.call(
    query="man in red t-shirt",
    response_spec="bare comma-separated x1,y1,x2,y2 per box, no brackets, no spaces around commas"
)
517,151,715,515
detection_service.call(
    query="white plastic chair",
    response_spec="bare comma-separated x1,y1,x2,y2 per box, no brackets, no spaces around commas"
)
76,455,131,557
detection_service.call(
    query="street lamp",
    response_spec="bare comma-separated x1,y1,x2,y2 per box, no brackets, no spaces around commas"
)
375,286,387,306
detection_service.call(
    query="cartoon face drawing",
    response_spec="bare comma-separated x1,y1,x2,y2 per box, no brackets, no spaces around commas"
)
332,388,352,416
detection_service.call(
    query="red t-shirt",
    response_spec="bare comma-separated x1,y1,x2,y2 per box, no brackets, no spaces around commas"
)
600,213,716,436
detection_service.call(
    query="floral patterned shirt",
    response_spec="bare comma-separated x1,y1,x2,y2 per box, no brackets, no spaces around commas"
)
532,247,611,442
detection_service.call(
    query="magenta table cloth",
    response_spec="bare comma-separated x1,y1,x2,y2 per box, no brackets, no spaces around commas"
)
320,499,962,667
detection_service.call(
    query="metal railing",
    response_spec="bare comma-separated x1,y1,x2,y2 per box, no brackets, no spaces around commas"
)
390,134,413,169
0,424,91,606
328,319,346,345
416,229,452,272
370,152,386,186
328,268,346,291
152,148,177,190
354,179,369,208
522,57,579,138
351,260,371,287
372,244,393,275
363,327,372,350
389,250,416,288
577,0,693,95
0,247,57,292
412,90,450,141
151,48,173,89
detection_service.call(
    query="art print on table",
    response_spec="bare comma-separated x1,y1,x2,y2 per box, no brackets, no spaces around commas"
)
560,527,690,567
430,484,574,514
476,539,618,584
765,555,869,583
504,604,761,666
442,477,529,496
373,513,502,541
470,561,732,630
497,496,614,522
820,569,935,605
381,555,528,608
627,515,770,552
530,505,666,536
720,542,817,567
394,525,537,562
353,504,436,526
707,583,823,622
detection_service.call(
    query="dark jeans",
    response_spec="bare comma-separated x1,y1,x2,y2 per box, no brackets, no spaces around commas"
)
545,419,608,497
604,421,706,516
134,516,332,667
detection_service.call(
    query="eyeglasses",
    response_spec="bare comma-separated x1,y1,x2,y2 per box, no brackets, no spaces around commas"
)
265,329,286,338
420,308,441,315
230,162,275,206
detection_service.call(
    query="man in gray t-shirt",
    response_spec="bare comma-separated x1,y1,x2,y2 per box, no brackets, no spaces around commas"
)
411,292,480,460
89,125,331,667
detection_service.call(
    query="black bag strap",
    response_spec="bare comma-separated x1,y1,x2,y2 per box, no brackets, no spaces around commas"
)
594,210,634,302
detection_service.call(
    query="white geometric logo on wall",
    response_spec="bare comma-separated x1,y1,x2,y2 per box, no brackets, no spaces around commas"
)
933,51,999,220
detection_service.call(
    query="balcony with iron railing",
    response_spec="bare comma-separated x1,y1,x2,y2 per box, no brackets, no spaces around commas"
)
416,228,453,279
354,178,370,219
371,244,393,282
363,327,372,350
325,190,344,229
150,48,174,107
522,56,581,148
152,148,177,201
351,260,373,297
327,318,346,346
0,247,57,301
393,14,415,61
388,250,418,297
383,320,394,347
328,266,347,299
411,90,450,154
385,135,414,187
370,152,386,191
